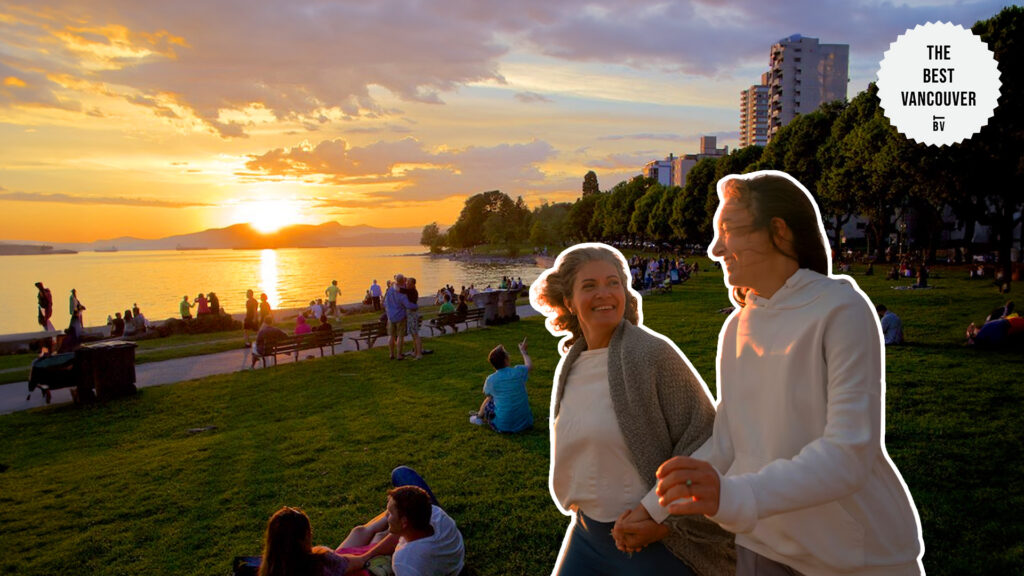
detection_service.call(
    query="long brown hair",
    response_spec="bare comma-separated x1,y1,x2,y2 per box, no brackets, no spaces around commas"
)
259,507,323,576
717,172,830,307
530,243,640,351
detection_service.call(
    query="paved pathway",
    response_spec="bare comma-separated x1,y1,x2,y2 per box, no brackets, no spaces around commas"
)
0,304,540,415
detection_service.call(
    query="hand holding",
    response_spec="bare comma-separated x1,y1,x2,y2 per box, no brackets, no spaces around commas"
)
611,504,668,554
518,337,528,354
656,456,721,516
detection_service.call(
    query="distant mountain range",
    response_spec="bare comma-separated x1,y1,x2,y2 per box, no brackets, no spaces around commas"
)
1,222,425,253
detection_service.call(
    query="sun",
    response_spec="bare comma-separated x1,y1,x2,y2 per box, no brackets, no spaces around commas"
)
234,200,303,234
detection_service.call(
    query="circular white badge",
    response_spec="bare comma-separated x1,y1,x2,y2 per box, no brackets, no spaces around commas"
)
877,21,1001,146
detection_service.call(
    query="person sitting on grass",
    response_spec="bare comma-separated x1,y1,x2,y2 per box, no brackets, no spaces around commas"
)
258,466,462,576
258,506,349,576
338,484,465,576
252,316,287,368
875,304,904,345
470,337,533,433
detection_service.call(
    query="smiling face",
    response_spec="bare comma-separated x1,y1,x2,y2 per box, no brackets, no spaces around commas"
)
565,259,625,349
710,196,773,291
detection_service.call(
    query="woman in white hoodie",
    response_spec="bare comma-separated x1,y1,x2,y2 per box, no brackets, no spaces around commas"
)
657,171,924,576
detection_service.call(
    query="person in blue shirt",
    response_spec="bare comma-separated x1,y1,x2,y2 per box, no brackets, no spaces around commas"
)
471,337,533,432
875,304,904,345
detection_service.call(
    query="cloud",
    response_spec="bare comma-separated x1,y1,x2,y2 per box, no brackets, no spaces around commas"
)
514,91,554,103
0,190,215,208
513,0,1010,78
598,133,684,142
0,1,510,137
1,0,1008,139
244,137,557,202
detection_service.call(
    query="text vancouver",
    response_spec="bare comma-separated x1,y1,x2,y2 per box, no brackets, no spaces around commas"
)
900,90,977,106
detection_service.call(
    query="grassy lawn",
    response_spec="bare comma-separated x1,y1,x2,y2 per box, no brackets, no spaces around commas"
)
1,263,1022,575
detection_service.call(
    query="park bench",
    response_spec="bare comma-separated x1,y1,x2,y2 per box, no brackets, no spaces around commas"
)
251,330,345,368
426,308,487,335
349,320,388,350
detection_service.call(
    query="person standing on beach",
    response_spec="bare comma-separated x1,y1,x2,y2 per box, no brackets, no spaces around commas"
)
35,282,54,331
326,280,341,317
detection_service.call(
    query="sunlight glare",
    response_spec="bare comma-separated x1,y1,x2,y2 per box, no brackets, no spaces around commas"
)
234,200,303,234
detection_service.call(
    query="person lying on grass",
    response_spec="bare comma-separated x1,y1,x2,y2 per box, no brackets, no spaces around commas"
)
470,337,533,433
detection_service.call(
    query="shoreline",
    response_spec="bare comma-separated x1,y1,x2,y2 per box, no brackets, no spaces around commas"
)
0,293,478,353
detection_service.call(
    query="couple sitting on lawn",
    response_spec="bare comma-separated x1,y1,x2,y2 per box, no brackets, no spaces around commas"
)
260,467,464,576
470,337,533,434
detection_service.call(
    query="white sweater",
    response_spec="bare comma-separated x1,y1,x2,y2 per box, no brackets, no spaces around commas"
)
698,268,923,576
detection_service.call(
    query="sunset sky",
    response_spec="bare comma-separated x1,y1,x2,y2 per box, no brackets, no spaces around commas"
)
0,0,1012,243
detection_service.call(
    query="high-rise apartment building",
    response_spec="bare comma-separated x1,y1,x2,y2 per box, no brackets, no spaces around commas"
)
644,153,676,187
740,73,770,147
765,34,849,142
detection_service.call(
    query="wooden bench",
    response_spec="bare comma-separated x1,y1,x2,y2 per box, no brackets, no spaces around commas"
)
252,330,345,368
462,307,485,328
426,308,486,335
349,320,388,350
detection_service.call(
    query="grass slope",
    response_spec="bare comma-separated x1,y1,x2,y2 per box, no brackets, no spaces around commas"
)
1,263,1022,574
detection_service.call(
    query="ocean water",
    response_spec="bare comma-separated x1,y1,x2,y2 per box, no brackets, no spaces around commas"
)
1,246,543,335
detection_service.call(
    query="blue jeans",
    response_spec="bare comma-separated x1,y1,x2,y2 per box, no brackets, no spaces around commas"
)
554,513,695,576
391,465,439,507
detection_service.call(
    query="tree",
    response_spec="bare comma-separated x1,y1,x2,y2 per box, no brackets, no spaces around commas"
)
602,175,654,240
629,184,667,241
965,6,1024,288
819,85,905,259
582,170,600,196
671,157,718,245
566,193,601,242
647,185,679,242
529,202,571,247
419,222,445,253
446,190,516,249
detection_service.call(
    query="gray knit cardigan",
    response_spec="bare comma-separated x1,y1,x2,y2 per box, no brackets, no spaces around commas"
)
553,319,736,576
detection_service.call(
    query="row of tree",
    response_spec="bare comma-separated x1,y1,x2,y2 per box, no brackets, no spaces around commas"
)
422,7,1021,282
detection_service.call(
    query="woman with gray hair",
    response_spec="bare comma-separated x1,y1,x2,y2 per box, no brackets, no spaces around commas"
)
530,242,734,576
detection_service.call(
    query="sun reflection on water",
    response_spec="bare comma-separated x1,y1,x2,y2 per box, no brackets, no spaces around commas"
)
259,249,280,309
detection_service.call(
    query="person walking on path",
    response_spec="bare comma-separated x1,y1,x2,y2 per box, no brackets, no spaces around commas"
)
258,293,272,325
325,280,341,317
657,171,923,576
244,289,259,346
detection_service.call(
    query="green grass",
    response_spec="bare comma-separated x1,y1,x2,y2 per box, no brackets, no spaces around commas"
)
1,264,1022,575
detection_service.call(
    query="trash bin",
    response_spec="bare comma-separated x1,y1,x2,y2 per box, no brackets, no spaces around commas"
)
75,341,137,401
